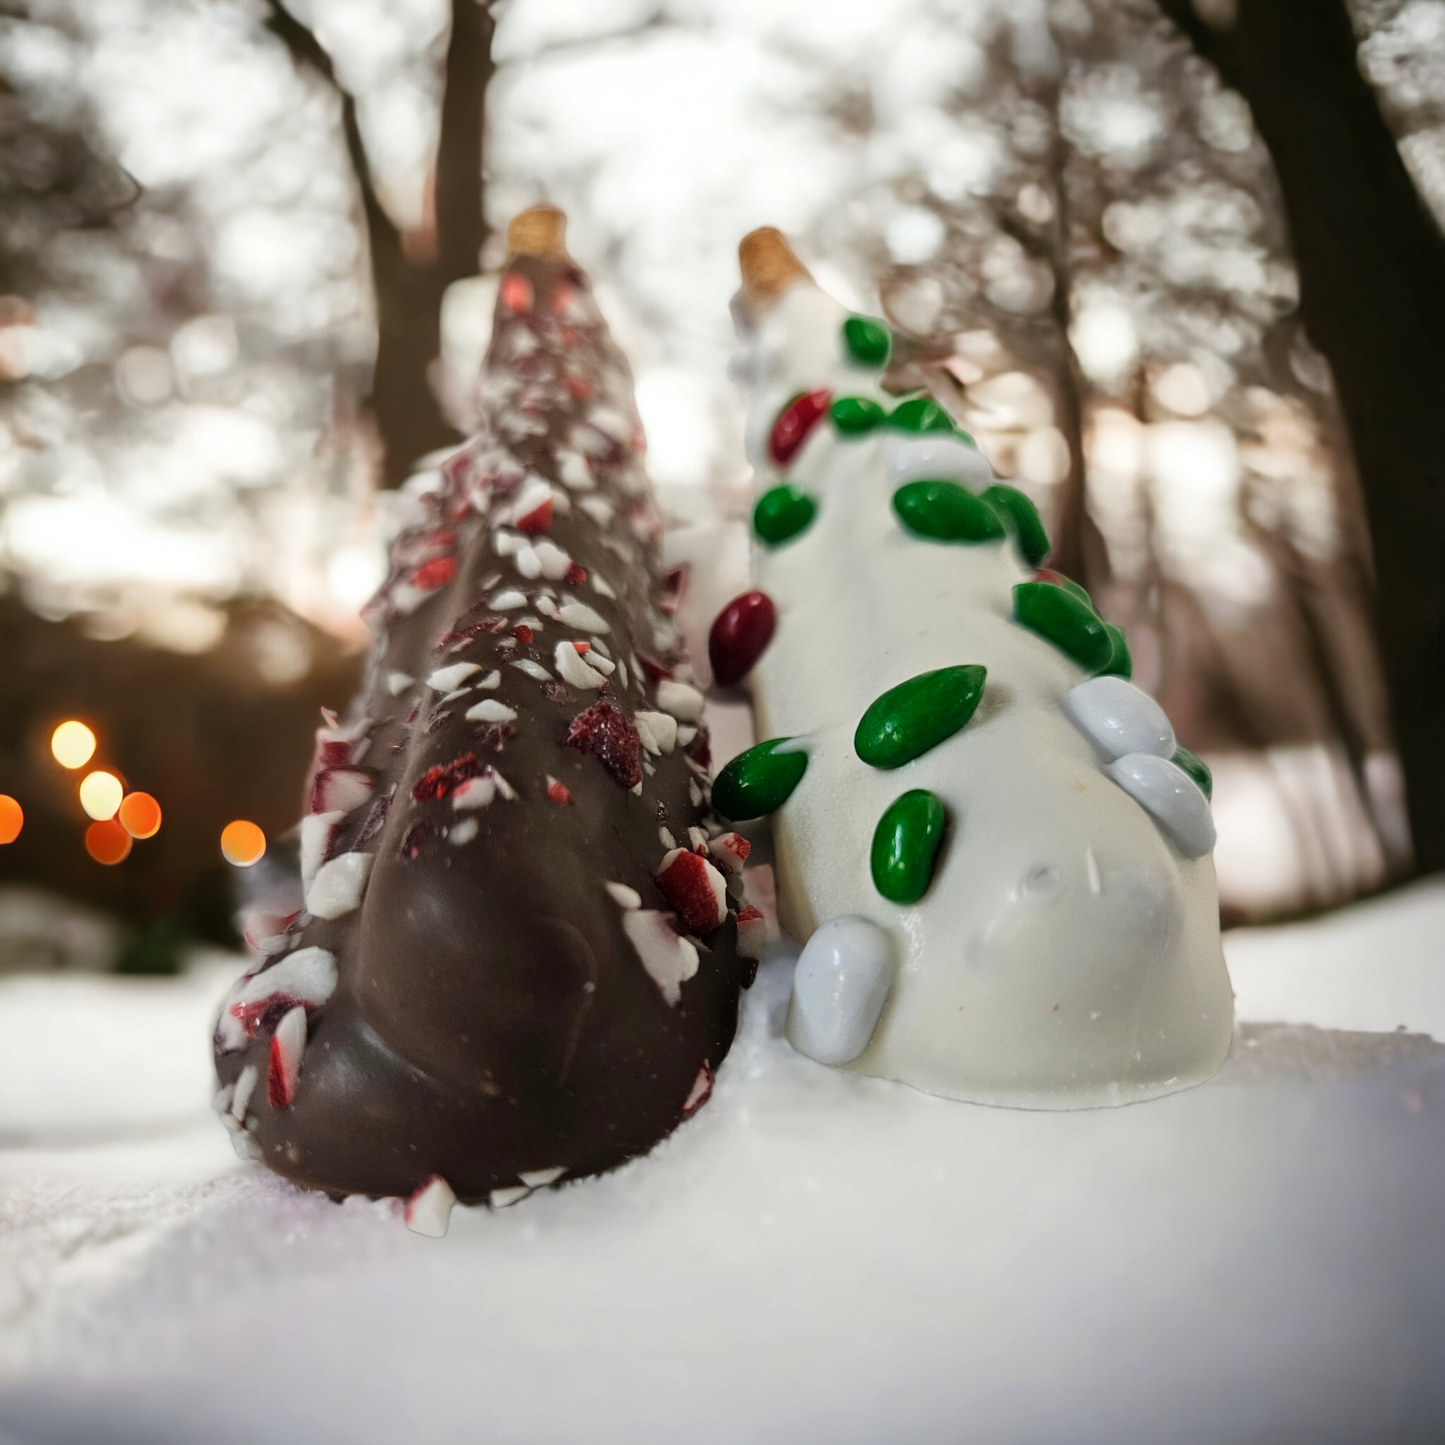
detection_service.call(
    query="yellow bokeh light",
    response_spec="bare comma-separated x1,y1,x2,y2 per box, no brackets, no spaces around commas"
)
221,819,266,867
78,770,124,821
51,721,97,770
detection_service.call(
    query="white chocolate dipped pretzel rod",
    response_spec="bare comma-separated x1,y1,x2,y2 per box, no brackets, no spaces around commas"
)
708,228,1232,1108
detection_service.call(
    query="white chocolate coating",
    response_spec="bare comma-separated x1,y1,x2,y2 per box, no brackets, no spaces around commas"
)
734,282,1232,1108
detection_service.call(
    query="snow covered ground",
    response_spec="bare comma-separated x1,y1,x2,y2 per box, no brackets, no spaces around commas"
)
0,879,1440,1442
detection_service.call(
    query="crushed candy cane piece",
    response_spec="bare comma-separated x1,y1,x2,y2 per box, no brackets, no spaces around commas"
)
267,1005,307,1108
656,848,728,934
405,1175,457,1237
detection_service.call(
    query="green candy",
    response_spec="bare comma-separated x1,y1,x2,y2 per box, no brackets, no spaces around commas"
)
871,789,947,904
712,738,808,821
1099,621,1133,679
893,481,1006,544
855,665,987,770
753,484,817,546
1172,746,1212,800
1013,580,1114,674
842,315,892,367
984,484,1050,567
887,395,956,435
1043,572,1092,608
829,395,887,434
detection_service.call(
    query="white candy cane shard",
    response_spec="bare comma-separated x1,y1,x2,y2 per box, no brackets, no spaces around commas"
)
558,450,594,491
490,1185,531,1208
216,946,339,1053
605,881,642,910
232,1129,264,1161
512,659,552,682
707,832,751,876
267,1005,307,1108
633,710,677,757
476,670,501,689
621,910,699,1006
305,852,375,920
231,1063,258,1118
405,1175,457,1238
465,698,517,724
533,541,572,580
490,589,527,610
428,662,481,692
449,817,479,845
518,1166,565,1188
680,1062,714,1117
655,680,705,722
787,916,895,1068
299,811,345,888
554,641,607,689
557,600,610,634
1107,753,1216,858
1066,676,1176,761
885,433,992,494
591,572,617,599
385,671,414,696
311,766,372,816
735,905,767,960
578,496,615,526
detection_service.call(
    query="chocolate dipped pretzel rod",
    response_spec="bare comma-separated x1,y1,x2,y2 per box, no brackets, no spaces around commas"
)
213,209,753,1229
712,228,1231,1108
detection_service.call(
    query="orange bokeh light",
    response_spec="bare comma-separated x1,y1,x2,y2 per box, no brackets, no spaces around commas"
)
78,770,124,821
118,791,162,839
221,819,266,867
0,795,22,845
85,818,133,865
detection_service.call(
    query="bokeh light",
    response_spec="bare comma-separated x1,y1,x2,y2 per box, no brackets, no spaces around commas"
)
84,818,132,865
0,796,22,844
51,721,97,770
118,791,162,839
221,819,266,867
78,770,124,821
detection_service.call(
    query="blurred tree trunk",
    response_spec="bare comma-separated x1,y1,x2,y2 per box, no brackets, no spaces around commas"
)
1157,0,1445,872
266,0,495,487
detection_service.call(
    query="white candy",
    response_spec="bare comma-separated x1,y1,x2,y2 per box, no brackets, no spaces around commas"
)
634,710,678,756
269,1005,307,1107
518,1166,565,1188
299,811,345,888
385,671,414,695
557,600,610,634
606,882,642,910
533,540,572,580
216,947,337,1054
1108,753,1216,859
476,670,501,690
656,680,705,722
621,910,699,1006
886,434,992,494
787,916,895,1067
465,698,517,724
427,663,480,692
512,659,552,682
578,496,615,526
554,641,607,690
1066,676,1176,761
305,852,375,920
490,589,527,610
405,1176,457,1238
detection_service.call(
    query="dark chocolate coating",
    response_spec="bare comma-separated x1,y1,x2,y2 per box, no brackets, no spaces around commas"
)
213,250,748,1202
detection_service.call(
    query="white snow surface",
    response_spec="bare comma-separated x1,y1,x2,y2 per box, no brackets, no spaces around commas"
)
0,885,1441,1441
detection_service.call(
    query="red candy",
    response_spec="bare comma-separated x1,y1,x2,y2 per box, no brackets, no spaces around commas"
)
564,702,642,789
545,776,574,806
514,497,553,534
708,589,777,687
411,556,457,591
656,849,727,935
769,388,831,467
412,753,483,803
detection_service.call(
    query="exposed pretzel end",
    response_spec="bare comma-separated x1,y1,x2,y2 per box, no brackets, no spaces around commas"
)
507,205,568,259
737,227,812,318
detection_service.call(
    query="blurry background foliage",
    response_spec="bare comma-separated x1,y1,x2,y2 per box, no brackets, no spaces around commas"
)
0,0,1441,968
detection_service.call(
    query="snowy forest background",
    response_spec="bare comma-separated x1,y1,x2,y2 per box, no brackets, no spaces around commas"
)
1,0,1443,965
